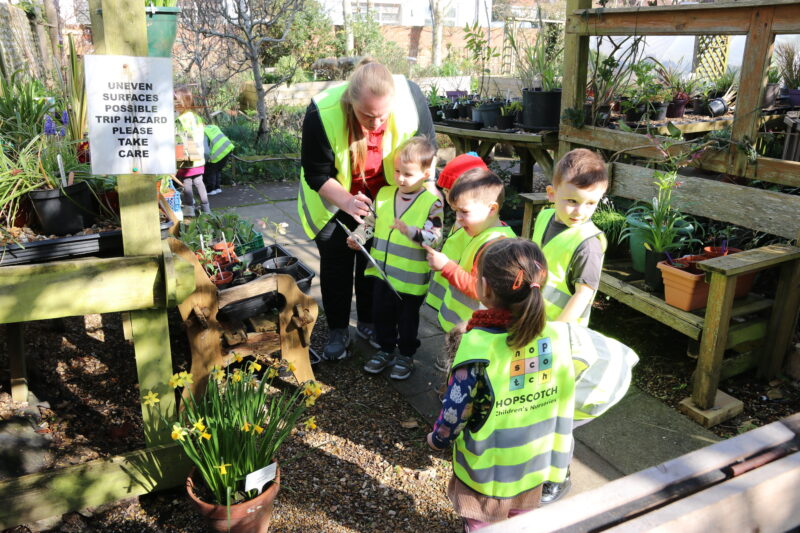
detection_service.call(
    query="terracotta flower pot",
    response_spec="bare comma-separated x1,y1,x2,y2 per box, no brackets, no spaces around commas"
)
186,466,280,533
213,242,238,265
212,270,234,288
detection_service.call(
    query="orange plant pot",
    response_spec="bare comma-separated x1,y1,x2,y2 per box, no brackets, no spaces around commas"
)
658,254,756,312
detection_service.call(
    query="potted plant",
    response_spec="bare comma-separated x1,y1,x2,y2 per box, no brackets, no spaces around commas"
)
497,101,522,130
763,66,782,108
146,359,322,532
145,0,181,58
463,21,499,102
426,84,448,121
586,36,646,126
653,59,704,119
508,14,563,131
621,169,703,290
591,199,628,259
775,41,800,106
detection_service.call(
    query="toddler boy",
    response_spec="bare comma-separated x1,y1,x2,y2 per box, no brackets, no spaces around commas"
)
347,136,443,380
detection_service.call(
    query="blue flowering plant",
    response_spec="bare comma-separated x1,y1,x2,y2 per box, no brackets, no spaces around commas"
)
144,355,322,509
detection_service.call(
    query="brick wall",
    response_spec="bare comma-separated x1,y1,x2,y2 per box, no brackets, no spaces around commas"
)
0,3,46,79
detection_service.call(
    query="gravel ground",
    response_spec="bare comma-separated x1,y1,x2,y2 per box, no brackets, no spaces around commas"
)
0,313,461,533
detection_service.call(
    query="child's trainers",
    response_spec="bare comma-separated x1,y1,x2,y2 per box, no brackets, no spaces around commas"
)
356,322,381,349
323,328,350,361
389,355,414,380
363,351,394,374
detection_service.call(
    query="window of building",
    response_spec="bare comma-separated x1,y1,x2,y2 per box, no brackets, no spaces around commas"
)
353,2,401,24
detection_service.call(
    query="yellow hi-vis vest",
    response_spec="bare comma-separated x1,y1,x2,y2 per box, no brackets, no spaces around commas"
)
176,111,205,168
452,322,575,498
426,226,470,312
296,76,420,239
437,225,517,333
366,186,438,296
204,124,234,163
531,209,606,326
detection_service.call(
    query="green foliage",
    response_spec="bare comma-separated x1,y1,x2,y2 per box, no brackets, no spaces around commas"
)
592,199,627,245
180,210,260,252
767,66,781,84
274,56,309,85
334,13,408,75
463,21,500,96
0,71,53,149
64,36,87,144
156,363,320,507
426,84,449,107
587,36,646,120
501,101,523,116
775,41,800,89
145,0,177,6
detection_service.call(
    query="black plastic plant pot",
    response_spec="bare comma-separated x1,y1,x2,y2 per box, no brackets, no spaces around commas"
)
644,249,665,292
28,181,97,236
521,88,562,131
649,102,668,121
624,105,648,123
262,255,299,275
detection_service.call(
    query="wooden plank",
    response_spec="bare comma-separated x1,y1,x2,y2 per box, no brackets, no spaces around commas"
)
218,275,279,309
559,125,800,188
604,453,800,533
759,259,800,378
87,0,105,54
610,163,800,241
527,145,554,179
0,443,189,529
726,319,767,350
718,350,758,382
434,124,548,144
697,244,800,276
729,6,775,176
566,10,752,37
8,323,27,402
520,192,548,239
693,273,738,409
0,256,165,323
482,415,797,532
600,274,704,340
558,0,591,159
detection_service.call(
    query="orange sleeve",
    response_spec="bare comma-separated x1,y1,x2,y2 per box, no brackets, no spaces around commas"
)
441,260,479,300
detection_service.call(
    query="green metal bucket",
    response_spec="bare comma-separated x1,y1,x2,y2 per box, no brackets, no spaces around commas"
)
145,7,180,58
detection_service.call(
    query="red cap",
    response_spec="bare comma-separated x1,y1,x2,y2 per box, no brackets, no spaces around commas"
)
437,153,488,190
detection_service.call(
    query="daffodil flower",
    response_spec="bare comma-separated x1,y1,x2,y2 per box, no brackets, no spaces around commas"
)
304,416,317,430
242,421,251,432
253,424,264,434
267,367,279,379
233,353,243,363
142,391,160,406
305,396,317,407
303,381,322,398
201,431,211,440
248,361,262,372
168,373,182,388
232,370,242,383
171,423,188,441
287,362,297,373
215,463,231,476
179,371,194,385
193,418,206,432
209,365,224,383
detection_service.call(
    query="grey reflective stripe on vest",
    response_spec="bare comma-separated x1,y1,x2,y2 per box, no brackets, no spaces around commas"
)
384,263,430,285
372,237,427,263
439,301,467,326
462,417,572,455
298,184,338,236
429,279,446,300
454,448,571,484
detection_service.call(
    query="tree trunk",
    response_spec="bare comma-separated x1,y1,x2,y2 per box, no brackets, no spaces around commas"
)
43,0,62,72
431,0,443,67
342,0,354,54
249,52,269,144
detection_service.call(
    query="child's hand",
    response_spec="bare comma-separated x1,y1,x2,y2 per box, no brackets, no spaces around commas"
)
391,218,409,235
346,235,361,250
426,432,442,451
423,244,449,271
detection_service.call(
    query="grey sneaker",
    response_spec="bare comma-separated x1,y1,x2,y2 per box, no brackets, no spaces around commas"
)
363,350,394,374
389,355,414,380
356,322,381,349
323,328,350,360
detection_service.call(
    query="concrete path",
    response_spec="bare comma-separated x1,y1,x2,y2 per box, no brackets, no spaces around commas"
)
208,180,721,500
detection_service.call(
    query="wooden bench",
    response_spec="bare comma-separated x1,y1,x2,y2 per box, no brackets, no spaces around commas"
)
521,162,800,427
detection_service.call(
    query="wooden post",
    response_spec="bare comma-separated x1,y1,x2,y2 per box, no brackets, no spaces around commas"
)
759,259,800,378
8,323,27,403
90,0,176,446
728,6,775,176
558,0,591,160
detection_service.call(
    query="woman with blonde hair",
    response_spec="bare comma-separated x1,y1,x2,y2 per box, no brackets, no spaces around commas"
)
298,59,436,360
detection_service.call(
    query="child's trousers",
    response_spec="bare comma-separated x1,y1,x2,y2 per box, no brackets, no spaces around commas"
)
373,279,424,357
181,175,211,216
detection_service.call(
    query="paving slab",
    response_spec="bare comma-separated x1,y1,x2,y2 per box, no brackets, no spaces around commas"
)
215,179,724,501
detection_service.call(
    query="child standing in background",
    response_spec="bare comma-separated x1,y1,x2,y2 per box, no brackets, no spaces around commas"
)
347,136,443,380
174,86,210,217
203,123,235,195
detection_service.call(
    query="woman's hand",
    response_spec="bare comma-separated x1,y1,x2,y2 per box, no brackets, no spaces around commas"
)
423,244,450,272
344,191,373,224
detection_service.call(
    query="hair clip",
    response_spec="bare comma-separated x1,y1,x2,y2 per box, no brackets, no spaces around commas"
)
512,270,525,290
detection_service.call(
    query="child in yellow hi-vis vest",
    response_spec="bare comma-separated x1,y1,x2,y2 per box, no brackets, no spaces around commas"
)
426,239,637,531
531,148,608,503
347,137,444,380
